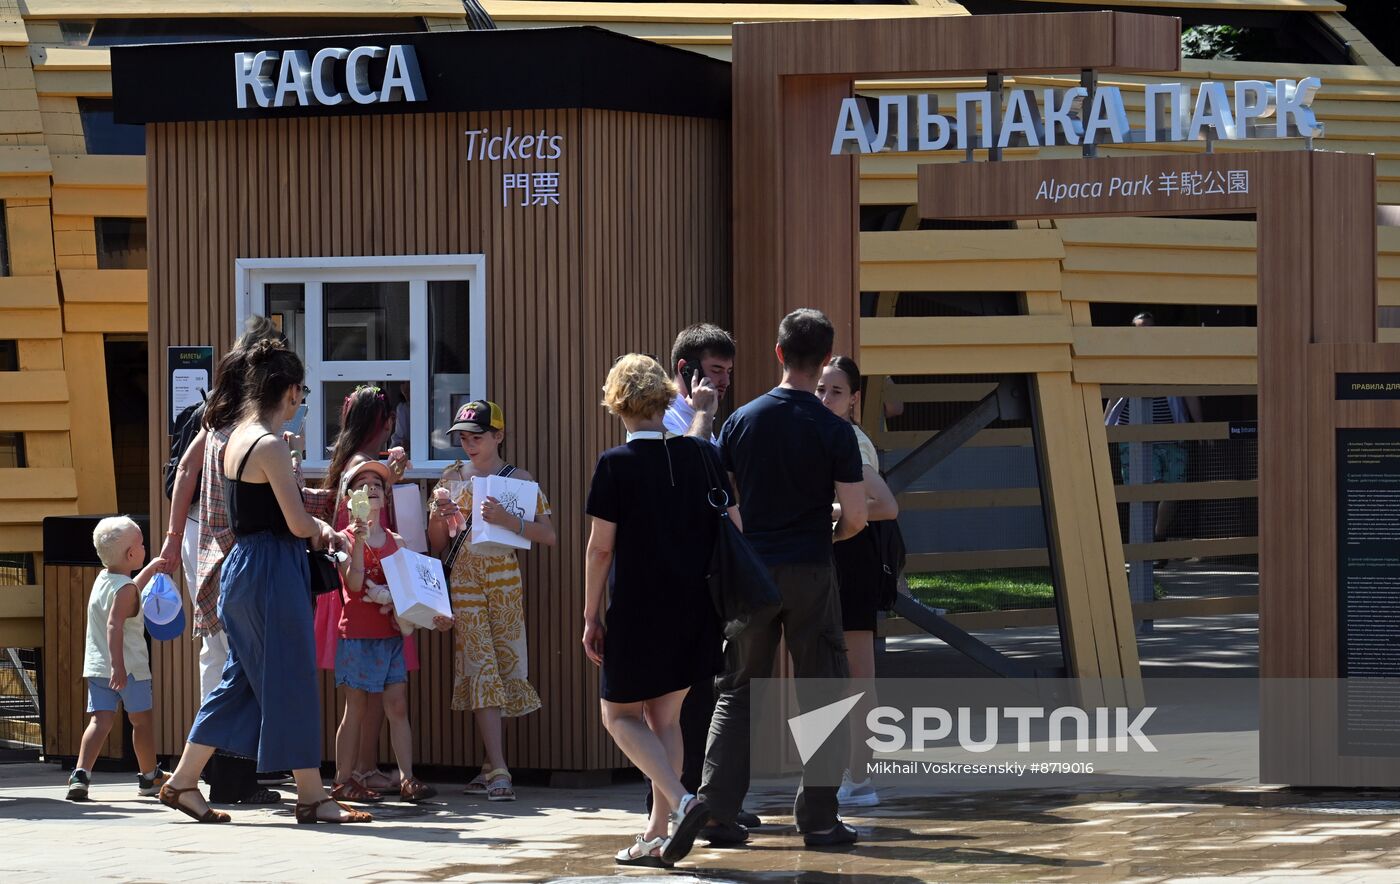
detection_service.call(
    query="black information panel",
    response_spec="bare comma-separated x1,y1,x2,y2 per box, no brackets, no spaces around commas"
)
1337,373,1400,400
1337,429,1400,755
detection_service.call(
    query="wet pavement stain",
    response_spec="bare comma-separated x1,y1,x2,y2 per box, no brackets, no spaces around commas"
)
15,764,1400,882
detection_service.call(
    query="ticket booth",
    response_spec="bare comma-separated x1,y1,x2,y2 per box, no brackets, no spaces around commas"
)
109,27,730,774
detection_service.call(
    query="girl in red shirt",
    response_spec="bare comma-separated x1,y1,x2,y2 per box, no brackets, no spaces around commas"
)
332,461,451,803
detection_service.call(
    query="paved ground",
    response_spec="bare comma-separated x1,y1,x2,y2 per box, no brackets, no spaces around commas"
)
8,762,1400,882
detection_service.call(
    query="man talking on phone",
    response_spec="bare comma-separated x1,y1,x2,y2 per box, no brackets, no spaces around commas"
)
664,323,735,443
650,323,761,835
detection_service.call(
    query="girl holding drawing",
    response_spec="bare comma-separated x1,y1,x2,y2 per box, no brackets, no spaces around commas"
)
427,400,556,802
332,459,451,804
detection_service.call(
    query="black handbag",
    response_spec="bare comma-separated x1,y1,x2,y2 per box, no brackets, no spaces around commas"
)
307,548,342,597
694,439,781,638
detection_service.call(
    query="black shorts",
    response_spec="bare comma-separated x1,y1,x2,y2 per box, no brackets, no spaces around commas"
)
834,527,879,633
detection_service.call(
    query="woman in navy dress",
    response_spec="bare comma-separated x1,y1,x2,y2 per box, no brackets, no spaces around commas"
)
583,354,740,867
159,341,370,825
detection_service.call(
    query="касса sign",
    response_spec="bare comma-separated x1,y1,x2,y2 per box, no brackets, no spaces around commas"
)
235,44,425,109
832,78,1322,154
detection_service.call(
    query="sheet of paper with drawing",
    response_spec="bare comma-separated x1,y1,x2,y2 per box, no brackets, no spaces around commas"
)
469,474,539,554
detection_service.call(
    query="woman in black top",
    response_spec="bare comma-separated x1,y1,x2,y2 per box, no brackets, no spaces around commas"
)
583,354,739,868
159,341,369,826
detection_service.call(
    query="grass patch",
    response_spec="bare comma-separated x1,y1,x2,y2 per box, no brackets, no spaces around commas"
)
907,568,1165,614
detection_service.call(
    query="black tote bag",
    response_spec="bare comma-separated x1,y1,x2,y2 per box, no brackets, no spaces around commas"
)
694,439,781,638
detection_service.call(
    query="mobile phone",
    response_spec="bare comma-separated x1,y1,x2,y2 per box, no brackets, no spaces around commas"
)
283,404,308,436
680,362,697,394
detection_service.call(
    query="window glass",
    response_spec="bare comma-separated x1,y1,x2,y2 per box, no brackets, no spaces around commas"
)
321,381,411,461
248,260,482,471
77,98,145,155
324,281,410,362
95,218,147,269
267,284,307,364
60,20,95,46
0,432,24,468
430,280,472,460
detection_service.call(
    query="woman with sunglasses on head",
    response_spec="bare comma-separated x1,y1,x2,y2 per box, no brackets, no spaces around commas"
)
816,355,899,809
159,341,368,825
304,384,416,802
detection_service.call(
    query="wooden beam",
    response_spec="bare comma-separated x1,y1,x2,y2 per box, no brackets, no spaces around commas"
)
0,402,69,431
33,70,111,98
1132,595,1258,619
1106,421,1234,443
899,487,1042,510
51,153,145,188
1073,356,1257,386
0,618,41,646
863,344,1073,377
1123,536,1258,561
0,468,78,500
907,548,1050,572
863,315,1073,348
1073,327,1256,358
874,428,1034,449
29,46,111,72
0,586,42,619
1100,384,1256,397
63,302,147,332
59,268,147,304
0,370,67,404
0,275,58,309
1117,479,1259,502
60,333,115,514
51,186,146,217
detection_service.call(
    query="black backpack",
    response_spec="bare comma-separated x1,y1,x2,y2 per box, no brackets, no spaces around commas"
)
869,515,907,611
164,400,205,501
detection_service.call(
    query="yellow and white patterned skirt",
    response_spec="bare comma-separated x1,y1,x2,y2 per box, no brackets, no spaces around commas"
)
449,549,542,717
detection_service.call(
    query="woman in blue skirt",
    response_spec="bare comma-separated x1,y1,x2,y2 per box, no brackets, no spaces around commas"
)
159,341,370,825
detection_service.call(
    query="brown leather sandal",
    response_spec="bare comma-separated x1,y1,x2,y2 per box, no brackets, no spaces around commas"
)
330,777,381,803
399,776,437,802
158,783,231,824
295,797,373,825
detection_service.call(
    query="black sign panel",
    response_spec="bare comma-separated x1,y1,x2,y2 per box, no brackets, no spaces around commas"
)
110,27,729,125
1337,429,1400,753
167,345,213,433
1337,373,1400,400
1227,420,1257,439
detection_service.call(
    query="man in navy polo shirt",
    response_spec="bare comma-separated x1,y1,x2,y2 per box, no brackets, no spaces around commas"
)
693,308,868,851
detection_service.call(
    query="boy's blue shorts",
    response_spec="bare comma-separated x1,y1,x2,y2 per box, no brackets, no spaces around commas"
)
86,676,153,713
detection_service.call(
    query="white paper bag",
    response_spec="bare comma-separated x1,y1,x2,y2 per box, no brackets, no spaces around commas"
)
380,547,453,629
391,483,427,553
469,474,538,553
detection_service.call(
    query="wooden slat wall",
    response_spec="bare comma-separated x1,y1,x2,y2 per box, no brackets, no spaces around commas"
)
144,109,729,771
42,563,122,760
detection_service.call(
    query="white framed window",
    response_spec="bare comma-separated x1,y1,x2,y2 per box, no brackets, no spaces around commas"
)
235,255,486,477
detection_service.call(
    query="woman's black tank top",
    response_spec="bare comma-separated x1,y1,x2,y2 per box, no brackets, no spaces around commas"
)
226,432,292,536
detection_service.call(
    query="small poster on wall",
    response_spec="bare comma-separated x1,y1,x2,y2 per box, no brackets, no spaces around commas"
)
167,345,214,433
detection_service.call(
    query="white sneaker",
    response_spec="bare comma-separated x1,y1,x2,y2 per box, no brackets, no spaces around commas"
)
836,771,879,807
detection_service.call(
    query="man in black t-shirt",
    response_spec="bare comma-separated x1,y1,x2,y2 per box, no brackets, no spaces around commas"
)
693,308,867,852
